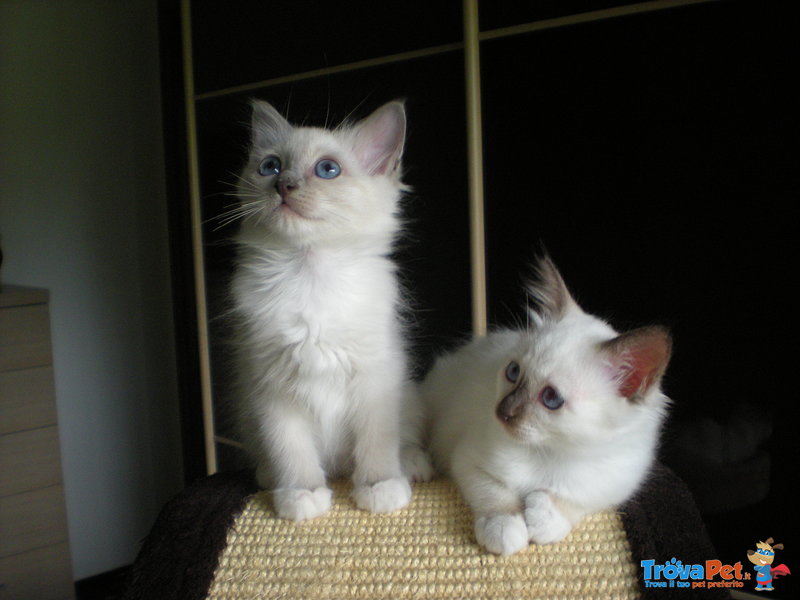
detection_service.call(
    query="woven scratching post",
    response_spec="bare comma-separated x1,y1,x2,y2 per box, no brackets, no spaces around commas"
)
207,478,639,599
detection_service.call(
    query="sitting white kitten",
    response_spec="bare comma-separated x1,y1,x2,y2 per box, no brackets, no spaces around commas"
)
421,256,672,555
232,100,414,521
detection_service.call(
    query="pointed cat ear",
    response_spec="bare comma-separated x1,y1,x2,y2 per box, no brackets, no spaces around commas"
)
601,326,672,401
351,101,406,176
250,99,291,148
526,255,581,325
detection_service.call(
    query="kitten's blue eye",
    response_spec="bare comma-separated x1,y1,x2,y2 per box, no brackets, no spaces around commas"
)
314,159,341,179
540,386,564,410
258,156,281,177
505,361,520,383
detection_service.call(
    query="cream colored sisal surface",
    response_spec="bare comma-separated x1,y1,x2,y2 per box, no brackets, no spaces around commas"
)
207,478,639,600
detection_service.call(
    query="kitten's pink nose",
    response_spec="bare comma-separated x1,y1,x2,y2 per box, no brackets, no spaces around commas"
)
277,178,297,200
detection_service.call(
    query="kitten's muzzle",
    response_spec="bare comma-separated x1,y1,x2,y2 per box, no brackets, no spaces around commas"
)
276,176,299,201
496,384,530,424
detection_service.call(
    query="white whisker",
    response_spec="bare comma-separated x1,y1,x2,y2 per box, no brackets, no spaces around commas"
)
209,198,267,231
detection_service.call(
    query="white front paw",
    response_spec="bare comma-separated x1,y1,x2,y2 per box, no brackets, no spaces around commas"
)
524,491,572,544
474,514,529,555
401,444,435,482
273,487,332,521
353,477,412,513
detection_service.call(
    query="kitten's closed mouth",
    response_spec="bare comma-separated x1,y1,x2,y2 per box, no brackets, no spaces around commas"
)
276,197,306,218
278,200,297,213
277,198,325,222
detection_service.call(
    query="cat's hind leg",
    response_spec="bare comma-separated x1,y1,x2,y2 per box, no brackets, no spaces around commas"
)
400,443,434,483
400,383,434,482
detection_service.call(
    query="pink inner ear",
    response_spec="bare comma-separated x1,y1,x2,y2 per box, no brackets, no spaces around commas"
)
352,103,405,175
618,350,659,397
607,327,671,399
357,126,398,174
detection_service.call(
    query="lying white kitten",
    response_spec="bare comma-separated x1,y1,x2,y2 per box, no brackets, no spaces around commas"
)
231,100,414,521
420,256,672,555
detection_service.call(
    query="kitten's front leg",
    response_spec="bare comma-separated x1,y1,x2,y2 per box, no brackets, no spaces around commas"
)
523,491,577,544
261,404,332,521
452,453,528,555
272,487,333,522
474,513,529,556
350,389,411,513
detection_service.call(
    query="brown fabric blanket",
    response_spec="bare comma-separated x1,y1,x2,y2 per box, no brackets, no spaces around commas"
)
123,463,729,600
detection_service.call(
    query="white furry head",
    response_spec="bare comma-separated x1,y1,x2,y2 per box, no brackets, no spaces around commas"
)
235,100,407,250
495,255,672,448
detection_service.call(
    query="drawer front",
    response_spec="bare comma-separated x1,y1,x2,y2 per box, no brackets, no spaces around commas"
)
0,427,64,496
0,367,58,434
0,304,53,371
0,542,74,600
0,485,70,557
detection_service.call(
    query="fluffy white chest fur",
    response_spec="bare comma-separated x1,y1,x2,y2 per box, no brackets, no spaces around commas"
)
234,247,400,385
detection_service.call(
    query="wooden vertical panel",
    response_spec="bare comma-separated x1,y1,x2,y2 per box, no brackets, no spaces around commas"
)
181,0,217,475
463,0,487,336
